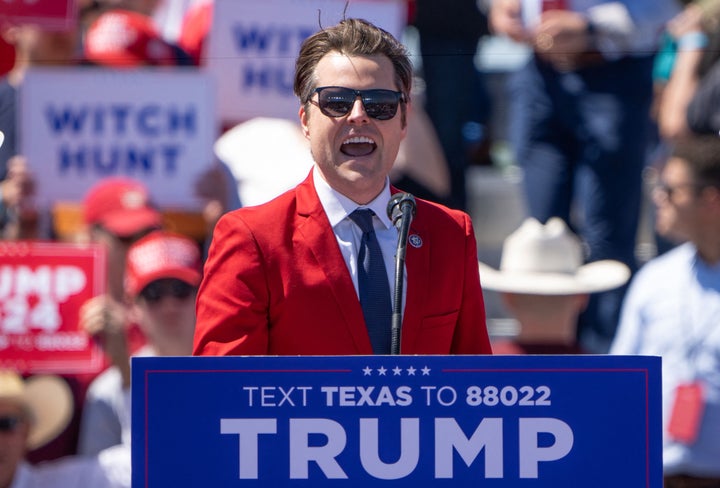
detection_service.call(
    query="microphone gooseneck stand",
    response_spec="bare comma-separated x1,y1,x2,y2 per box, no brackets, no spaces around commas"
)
386,193,416,355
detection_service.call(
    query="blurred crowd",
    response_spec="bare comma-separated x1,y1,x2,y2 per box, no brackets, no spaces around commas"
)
1,0,720,486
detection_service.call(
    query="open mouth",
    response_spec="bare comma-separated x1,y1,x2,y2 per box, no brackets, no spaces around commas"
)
341,136,376,157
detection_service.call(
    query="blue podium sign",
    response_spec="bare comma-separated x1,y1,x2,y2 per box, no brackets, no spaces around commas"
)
131,355,661,488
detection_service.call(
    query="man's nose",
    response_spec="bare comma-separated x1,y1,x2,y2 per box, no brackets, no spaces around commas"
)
346,97,369,122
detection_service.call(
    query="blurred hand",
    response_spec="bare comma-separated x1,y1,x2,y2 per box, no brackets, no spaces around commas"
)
195,164,231,234
80,294,131,386
533,10,592,70
489,0,530,42
1,155,35,209
667,4,703,38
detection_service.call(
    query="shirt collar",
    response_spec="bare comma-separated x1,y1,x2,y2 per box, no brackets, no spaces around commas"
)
690,243,720,275
313,166,393,230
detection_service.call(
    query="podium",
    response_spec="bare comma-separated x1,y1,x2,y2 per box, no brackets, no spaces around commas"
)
132,355,661,487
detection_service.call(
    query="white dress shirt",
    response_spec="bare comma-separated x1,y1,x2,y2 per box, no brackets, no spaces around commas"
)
312,166,405,310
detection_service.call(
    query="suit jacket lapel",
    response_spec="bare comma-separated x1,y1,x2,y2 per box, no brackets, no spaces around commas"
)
294,174,373,353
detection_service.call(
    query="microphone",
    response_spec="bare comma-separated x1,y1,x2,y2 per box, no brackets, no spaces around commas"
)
386,193,416,355
387,193,416,229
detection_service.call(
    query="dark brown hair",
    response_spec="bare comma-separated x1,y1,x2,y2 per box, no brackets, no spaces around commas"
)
293,18,412,122
672,134,720,189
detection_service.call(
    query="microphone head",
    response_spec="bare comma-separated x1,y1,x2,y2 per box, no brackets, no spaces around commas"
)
387,192,416,228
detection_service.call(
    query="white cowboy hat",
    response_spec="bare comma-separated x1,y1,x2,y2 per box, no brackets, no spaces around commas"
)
478,217,631,295
0,370,73,450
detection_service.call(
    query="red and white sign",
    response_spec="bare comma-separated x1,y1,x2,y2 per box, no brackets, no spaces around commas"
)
0,241,106,374
0,0,78,31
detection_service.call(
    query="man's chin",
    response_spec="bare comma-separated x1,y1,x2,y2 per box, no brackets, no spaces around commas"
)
655,223,686,244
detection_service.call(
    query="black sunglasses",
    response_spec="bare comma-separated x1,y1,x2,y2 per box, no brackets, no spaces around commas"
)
0,415,23,433
653,181,706,200
308,86,406,121
139,279,195,304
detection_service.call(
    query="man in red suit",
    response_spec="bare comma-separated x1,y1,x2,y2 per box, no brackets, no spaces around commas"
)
193,18,492,356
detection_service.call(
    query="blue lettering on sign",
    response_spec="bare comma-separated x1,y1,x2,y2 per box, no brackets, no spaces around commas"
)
108,105,132,135
232,24,272,51
138,105,161,137
231,24,315,54
167,107,196,135
242,64,294,95
58,144,182,176
45,106,88,133
45,105,197,137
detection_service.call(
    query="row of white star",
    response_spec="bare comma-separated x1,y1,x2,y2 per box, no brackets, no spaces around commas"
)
362,366,431,376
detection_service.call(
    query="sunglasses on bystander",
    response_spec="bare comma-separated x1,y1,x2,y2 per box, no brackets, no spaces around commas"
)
139,279,195,304
653,182,707,201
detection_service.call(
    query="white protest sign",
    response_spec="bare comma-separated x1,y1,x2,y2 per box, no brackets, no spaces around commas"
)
20,67,216,211
204,0,406,124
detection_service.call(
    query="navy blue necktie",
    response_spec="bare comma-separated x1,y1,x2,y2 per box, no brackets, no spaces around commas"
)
349,209,392,354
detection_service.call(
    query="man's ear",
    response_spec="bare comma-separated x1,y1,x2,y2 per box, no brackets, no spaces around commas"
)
401,98,413,131
702,185,720,207
299,105,310,139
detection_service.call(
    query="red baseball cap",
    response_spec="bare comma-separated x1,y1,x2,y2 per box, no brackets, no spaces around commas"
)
83,177,162,237
125,230,202,297
84,9,180,67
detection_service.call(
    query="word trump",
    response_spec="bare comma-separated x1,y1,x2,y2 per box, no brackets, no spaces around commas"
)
0,265,86,333
221,417,574,480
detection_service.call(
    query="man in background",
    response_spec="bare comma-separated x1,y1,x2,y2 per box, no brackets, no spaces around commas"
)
611,134,720,486
79,230,201,454
480,217,630,354
489,0,679,353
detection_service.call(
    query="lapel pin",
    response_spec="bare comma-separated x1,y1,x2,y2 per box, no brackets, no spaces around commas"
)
408,234,422,248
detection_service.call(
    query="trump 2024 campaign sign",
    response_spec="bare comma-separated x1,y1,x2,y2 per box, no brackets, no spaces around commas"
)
0,241,106,373
132,355,662,488
19,67,216,213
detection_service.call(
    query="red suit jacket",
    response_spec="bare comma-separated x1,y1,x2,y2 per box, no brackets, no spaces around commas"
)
193,173,491,355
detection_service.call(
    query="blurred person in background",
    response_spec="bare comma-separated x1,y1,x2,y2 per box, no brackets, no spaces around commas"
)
480,217,630,354
30,178,162,461
0,155,37,240
0,370,129,488
411,0,493,211
79,230,201,454
656,0,720,140
0,15,79,239
489,0,679,353
611,134,720,487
